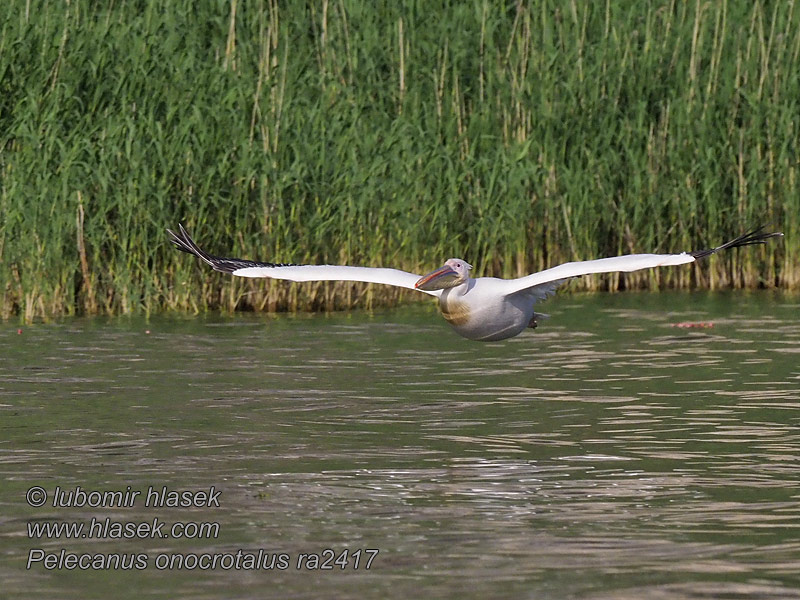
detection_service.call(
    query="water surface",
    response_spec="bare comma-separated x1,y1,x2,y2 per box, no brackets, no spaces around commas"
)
1,292,799,599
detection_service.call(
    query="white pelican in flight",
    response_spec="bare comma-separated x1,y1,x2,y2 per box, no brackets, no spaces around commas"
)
168,225,782,342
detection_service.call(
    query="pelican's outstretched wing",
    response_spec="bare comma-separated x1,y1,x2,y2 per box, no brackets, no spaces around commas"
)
504,227,783,297
167,224,439,296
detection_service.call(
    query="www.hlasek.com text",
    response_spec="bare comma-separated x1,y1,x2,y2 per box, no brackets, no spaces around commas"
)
28,517,219,540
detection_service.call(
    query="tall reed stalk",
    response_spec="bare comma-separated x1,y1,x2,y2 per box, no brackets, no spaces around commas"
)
1,0,797,320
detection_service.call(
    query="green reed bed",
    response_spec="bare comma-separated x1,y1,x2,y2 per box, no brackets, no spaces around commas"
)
1,0,798,320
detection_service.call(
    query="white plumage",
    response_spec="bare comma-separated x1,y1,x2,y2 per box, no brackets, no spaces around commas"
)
168,225,782,342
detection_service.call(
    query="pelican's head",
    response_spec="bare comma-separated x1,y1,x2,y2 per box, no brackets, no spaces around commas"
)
415,258,472,291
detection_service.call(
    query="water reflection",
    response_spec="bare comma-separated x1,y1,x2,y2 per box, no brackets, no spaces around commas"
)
1,291,799,599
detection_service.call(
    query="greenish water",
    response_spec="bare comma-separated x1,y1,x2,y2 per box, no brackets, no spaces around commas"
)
2,292,799,599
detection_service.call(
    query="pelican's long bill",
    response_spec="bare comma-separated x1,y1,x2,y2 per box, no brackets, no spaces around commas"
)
415,265,459,291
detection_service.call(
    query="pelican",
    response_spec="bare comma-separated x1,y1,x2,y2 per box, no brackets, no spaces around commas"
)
167,225,782,342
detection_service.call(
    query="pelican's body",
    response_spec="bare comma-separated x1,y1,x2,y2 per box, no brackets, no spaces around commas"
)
437,279,533,341
414,254,700,341
168,225,782,342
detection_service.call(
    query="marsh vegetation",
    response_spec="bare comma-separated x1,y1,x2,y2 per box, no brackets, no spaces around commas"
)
2,0,797,320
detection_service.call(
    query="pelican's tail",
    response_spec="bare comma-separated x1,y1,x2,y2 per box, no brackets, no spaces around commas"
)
528,312,550,329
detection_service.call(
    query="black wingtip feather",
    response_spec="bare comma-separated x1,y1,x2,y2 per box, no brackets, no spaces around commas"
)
166,224,295,273
166,224,218,268
690,226,784,260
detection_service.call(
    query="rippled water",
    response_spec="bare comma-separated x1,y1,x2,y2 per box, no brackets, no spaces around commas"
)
1,291,799,599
